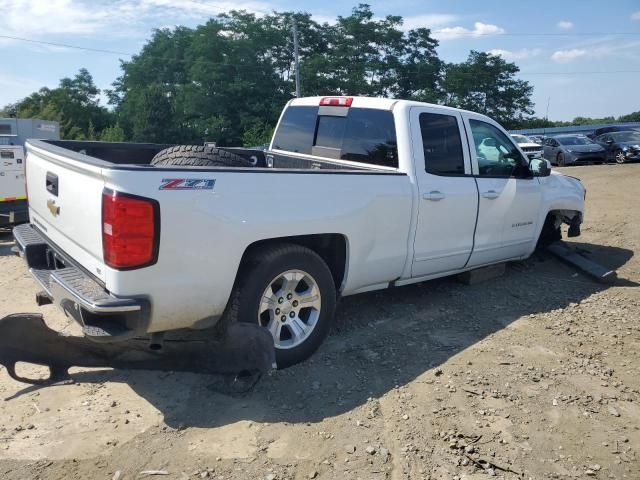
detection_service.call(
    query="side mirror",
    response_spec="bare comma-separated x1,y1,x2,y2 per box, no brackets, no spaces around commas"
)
530,158,551,177
606,139,614,144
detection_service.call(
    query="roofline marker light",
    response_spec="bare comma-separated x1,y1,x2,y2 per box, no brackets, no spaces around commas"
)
319,97,353,107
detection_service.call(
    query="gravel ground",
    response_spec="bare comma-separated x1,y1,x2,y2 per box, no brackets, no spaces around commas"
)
0,164,638,480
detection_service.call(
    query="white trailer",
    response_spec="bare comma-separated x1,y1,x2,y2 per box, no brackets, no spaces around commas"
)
0,145,27,227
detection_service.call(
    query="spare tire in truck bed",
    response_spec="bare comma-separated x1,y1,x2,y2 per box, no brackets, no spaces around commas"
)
150,145,254,167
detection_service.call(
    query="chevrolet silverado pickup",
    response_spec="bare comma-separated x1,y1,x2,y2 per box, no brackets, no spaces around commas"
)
14,96,586,367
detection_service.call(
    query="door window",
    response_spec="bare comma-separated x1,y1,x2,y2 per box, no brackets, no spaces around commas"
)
469,120,530,178
419,113,465,175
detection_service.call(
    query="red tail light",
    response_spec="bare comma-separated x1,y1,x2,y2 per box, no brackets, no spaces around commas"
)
102,189,159,269
319,97,353,107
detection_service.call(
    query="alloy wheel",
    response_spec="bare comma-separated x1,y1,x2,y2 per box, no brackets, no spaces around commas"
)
258,269,322,349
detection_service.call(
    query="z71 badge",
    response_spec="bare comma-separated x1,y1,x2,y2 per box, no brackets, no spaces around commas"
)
159,178,216,190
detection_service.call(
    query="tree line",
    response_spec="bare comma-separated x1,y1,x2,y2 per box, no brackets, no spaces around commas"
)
2,4,637,145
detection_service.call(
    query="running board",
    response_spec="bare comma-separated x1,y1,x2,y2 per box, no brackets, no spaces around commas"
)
546,241,617,284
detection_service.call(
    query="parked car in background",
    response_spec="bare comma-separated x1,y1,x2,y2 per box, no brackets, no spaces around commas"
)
588,125,639,140
510,134,544,159
543,135,606,166
594,130,640,164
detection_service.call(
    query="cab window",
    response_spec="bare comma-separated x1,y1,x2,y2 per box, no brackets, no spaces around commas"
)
469,119,530,178
272,106,398,168
419,112,465,176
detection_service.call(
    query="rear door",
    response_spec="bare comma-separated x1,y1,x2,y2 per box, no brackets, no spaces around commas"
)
410,107,479,276
462,114,542,266
544,138,559,163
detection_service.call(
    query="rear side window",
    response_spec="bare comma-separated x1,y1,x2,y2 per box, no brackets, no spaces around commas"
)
340,109,397,168
271,106,319,154
272,106,398,168
419,113,465,175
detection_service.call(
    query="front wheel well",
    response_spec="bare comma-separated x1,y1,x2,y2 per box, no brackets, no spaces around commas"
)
237,234,348,293
537,210,582,248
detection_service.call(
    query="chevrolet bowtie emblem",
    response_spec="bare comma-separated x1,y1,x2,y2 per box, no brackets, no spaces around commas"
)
47,199,60,216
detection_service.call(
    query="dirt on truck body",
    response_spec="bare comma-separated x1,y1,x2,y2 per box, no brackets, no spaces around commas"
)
0,164,639,480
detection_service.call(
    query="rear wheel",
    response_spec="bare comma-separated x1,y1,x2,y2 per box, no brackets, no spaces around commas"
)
225,244,337,368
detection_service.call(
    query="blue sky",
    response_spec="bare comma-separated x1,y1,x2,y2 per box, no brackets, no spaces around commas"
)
1,0,639,121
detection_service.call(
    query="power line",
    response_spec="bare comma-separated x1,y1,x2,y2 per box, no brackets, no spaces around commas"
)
0,34,132,56
2,34,640,78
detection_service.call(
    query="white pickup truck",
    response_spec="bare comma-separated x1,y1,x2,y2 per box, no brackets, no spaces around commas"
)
14,96,586,367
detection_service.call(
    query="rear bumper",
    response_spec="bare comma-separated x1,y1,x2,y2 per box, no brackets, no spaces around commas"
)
12,223,150,342
0,200,28,227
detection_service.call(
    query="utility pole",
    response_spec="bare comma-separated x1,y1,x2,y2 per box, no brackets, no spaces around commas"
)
543,96,551,136
292,20,301,98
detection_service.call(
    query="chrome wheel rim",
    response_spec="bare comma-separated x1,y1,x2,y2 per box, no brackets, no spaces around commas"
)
615,152,626,164
258,269,321,350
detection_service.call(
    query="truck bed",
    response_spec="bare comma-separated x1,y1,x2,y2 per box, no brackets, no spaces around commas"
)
24,138,411,334
34,140,389,172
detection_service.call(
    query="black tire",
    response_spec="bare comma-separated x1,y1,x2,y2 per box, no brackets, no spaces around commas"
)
151,145,253,167
224,243,337,368
556,152,565,167
536,214,562,250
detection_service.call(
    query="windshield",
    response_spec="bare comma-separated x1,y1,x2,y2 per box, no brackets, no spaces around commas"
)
557,136,595,146
612,131,640,143
511,134,532,144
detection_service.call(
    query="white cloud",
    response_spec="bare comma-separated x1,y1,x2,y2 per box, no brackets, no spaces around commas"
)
550,48,588,63
487,48,542,60
0,0,273,38
433,22,505,40
557,20,573,29
402,14,458,30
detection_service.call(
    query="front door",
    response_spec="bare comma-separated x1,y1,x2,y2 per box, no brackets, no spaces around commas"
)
411,107,479,277
463,114,542,267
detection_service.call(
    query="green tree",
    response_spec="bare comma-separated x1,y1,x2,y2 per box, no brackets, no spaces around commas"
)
3,69,112,139
100,123,126,142
242,123,274,147
443,51,534,128
618,111,640,123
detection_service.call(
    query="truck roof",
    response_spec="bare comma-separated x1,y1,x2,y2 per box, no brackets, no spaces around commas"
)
290,96,476,116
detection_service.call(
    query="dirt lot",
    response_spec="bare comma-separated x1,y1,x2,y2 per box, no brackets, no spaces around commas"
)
0,164,638,480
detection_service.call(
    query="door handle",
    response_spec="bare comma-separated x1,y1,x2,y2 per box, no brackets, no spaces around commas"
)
423,190,445,201
481,190,499,199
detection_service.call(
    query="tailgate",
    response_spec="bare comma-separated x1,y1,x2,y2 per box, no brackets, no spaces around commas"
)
26,141,107,283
